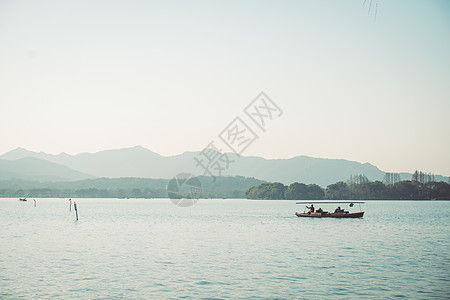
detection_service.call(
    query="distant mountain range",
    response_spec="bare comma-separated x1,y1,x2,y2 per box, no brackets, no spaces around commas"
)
0,146,447,186
0,157,94,182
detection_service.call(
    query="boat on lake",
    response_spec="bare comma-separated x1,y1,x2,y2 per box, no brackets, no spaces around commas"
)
295,201,364,218
19,198,27,202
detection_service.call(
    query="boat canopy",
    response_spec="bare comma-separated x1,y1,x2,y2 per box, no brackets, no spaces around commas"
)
295,201,365,205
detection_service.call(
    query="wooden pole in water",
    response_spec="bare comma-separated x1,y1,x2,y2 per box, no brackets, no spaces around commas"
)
74,201,78,221
33,199,36,207
69,199,72,211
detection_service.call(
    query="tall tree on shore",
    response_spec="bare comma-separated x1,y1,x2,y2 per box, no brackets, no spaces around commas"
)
412,170,419,182
383,172,401,186
412,170,435,184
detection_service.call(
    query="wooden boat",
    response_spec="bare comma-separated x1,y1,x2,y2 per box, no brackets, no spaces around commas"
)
295,201,365,218
19,198,27,201
295,211,364,218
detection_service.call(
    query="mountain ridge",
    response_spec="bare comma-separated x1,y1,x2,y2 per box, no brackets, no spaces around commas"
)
0,157,95,182
1,146,447,186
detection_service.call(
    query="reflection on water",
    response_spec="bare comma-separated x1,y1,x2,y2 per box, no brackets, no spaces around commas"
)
0,199,449,299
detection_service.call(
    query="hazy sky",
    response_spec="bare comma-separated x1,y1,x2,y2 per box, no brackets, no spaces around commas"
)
1,0,449,175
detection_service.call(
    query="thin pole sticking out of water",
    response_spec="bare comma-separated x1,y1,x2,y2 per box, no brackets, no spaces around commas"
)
74,201,78,221
69,199,72,212
33,199,36,207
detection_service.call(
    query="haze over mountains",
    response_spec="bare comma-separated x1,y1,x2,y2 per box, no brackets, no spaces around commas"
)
0,157,94,182
0,146,447,186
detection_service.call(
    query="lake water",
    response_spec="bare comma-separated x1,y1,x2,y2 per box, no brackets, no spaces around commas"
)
1,198,449,299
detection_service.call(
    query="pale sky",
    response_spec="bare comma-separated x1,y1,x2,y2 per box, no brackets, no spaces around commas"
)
1,0,449,176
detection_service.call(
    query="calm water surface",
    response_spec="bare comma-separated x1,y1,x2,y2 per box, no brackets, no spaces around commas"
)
0,199,449,299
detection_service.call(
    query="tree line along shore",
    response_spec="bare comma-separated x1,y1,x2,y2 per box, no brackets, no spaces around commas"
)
0,176,263,199
246,174,450,200
1,173,449,200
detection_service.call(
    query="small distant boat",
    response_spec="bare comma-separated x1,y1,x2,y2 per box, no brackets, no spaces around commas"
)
19,198,27,202
295,201,365,218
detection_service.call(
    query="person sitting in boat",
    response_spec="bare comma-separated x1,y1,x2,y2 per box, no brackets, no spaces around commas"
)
317,207,323,213
306,204,315,214
334,206,343,213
